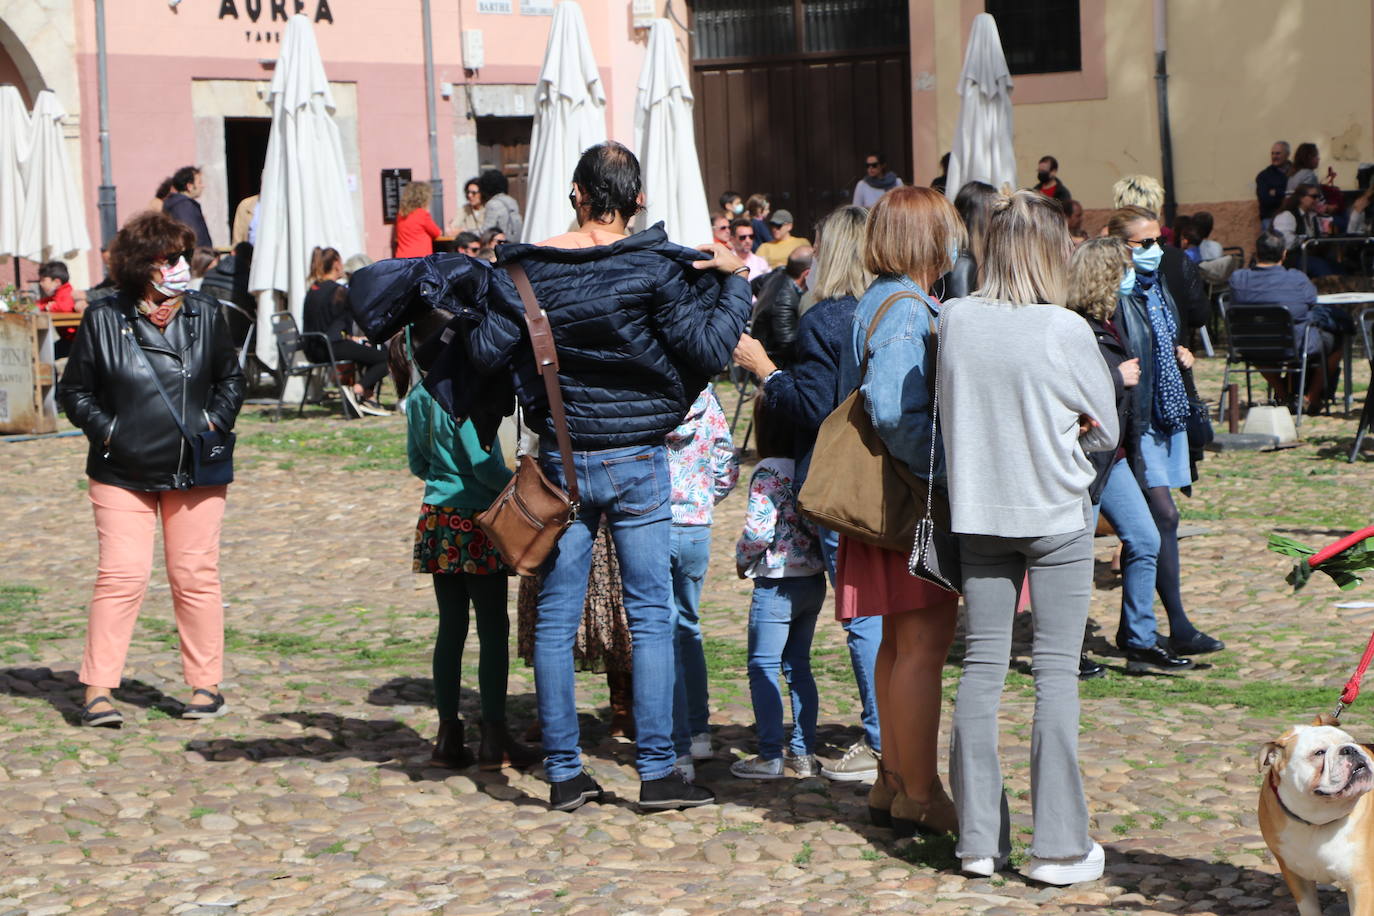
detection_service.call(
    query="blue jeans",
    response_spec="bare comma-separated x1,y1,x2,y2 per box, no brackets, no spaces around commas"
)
1095,459,1163,651
746,574,826,759
534,444,675,783
819,525,882,753
670,524,712,755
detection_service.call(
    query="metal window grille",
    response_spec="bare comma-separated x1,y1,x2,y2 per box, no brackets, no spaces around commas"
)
983,0,1081,75
692,0,905,60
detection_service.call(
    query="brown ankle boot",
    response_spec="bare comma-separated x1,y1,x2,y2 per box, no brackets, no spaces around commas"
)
606,671,635,739
867,774,897,829
478,719,541,770
431,718,474,768
891,776,959,836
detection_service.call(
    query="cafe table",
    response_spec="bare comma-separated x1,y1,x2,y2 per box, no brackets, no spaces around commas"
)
1315,291,1374,413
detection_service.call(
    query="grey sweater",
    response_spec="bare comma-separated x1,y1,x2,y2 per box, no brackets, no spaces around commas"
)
937,297,1119,537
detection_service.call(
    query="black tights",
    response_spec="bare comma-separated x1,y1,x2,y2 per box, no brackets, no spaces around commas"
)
1144,486,1197,641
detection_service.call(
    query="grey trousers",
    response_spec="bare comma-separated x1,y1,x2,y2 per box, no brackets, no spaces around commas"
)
950,509,1095,861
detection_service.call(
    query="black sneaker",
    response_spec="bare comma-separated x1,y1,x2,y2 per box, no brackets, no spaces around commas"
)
1164,631,1225,656
638,772,717,811
549,770,604,812
1078,655,1106,680
1124,645,1196,674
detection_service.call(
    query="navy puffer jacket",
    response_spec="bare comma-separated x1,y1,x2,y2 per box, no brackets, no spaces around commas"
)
477,225,752,450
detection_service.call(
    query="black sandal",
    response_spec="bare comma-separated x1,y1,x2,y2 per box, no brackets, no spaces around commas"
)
81,696,123,728
182,688,229,720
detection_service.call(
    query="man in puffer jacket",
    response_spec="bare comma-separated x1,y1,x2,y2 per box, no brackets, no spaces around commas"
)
469,142,752,813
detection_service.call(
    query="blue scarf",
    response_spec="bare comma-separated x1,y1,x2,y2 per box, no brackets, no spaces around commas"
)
1137,270,1189,432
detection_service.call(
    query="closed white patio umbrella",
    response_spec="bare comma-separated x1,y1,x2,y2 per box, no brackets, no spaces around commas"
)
634,19,710,247
521,1,607,244
17,89,90,263
0,85,29,277
250,13,362,367
945,12,1016,200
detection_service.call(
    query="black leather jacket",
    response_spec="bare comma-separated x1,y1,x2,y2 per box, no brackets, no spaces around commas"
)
751,270,803,366
932,249,977,302
59,291,245,491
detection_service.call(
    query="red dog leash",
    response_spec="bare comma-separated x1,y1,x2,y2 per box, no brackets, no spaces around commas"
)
1303,527,1374,720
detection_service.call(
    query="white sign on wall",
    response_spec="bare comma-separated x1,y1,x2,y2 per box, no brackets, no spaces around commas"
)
520,0,553,14
477,0,513,12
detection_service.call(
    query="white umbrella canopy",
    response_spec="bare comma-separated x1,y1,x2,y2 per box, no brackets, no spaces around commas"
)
944,12,1016,201
250,13,362,367
17,89,90,262
0,85,30,264
521,1,607,244
634,19,710,247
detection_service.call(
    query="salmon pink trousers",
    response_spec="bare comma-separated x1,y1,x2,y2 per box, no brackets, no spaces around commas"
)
81,480,228,690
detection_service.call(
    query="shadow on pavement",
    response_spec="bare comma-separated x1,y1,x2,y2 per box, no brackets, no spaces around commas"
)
0,666,181,724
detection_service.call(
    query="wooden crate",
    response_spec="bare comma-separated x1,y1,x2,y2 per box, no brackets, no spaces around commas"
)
0,313,58,435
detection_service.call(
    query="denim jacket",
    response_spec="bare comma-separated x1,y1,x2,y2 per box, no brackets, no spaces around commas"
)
836,274,943,481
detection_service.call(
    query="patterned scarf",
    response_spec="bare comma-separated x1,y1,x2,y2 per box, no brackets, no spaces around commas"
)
1137,270,1189,432
137,298,181,329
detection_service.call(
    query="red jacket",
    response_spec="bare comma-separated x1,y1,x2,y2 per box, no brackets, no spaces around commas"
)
394,209,440,258
38,282,76,312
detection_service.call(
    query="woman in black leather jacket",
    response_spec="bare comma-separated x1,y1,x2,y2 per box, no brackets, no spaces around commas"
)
59,211,244,728
933,181,997,301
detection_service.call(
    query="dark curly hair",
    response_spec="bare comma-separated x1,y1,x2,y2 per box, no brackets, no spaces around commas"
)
477,168,509,202
108,211,195,295
572,142,642,224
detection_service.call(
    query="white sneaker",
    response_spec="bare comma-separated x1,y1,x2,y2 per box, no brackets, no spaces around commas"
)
730,755,785,780
819,739,880,782
689,731,713,761
960,856,1006,878
674,754,695,784
1023,842,1105,885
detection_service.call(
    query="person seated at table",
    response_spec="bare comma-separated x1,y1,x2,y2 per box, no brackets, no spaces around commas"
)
455,231,481,257
1228,232,1343,413
38,260,83,351
303,247,389,416
1272,184,1338,277
1191,212,1224,262
1347,187,1374,236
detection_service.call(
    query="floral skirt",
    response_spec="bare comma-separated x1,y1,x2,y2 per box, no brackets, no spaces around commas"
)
412,505,507,575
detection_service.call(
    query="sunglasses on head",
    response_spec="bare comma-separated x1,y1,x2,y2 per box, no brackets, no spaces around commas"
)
1131,237,1159,250
161,247,194,265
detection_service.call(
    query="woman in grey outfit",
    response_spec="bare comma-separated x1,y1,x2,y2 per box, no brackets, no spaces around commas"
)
937,191,1119,885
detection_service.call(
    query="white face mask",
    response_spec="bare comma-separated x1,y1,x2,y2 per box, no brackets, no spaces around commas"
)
152,256,192,297
732,203,745,215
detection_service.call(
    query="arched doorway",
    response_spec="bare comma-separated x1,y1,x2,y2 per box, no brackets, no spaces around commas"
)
0,15,44,105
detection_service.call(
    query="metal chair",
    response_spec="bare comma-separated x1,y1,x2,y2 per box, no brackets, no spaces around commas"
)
1348,309,1374,461
217,299,256,371
1217,299,1326,436
269,311,352,420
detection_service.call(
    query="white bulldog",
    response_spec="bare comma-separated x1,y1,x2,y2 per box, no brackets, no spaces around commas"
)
1259,721,1374,916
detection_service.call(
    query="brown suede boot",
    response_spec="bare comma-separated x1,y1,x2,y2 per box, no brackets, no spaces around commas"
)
891,775,959,837
478,719,542,770
867,772,898,829
606,671,635,739
430,718,474,768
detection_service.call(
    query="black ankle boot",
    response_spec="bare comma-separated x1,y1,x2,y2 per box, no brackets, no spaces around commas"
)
478,719,541,771
431,718,474,768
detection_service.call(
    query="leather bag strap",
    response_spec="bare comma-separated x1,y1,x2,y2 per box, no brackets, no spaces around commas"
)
503,262,580,506
115,310,197,447
858,291,919,379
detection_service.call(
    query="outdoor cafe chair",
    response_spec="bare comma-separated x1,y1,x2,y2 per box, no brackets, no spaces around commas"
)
217,299,256,372
269,311,353,420
1217,297,1327,436
1348,309,1374,462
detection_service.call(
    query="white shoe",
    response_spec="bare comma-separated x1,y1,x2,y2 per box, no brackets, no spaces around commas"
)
1023,842,1105,885
690,731,713,761
674,754,695,784
960,856,1005,877
730,755,785,780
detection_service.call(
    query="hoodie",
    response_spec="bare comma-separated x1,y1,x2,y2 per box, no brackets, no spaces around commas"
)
666,385,739,526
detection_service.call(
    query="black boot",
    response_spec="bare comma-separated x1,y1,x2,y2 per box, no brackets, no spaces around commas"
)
431,718,474,768
478,719,541,771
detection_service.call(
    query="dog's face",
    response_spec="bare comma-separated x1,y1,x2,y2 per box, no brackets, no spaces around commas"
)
1261,725,1374,825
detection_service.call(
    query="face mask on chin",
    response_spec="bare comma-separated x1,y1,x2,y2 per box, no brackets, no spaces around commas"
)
151,256,192,298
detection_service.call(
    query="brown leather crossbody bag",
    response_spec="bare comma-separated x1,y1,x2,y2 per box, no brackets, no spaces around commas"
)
476,263,581,576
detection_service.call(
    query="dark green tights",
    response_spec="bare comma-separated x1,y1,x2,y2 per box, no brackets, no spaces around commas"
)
431,573,509,723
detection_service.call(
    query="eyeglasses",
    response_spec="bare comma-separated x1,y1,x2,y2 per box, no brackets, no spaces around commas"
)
864,161,880,168
713,224,729,232
463,245,481,255
1128,237,1159,250
161,248,194,265
465,188,481,197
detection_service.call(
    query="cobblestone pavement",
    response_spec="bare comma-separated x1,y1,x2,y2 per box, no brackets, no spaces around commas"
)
2,359,1373,915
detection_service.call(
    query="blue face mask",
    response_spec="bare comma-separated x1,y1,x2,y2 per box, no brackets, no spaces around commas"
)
948,244,960,270
1118,267,1137,296
1131,244,1163,272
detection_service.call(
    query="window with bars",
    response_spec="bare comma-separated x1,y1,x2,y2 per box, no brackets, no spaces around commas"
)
984,0,1081,75
692,0,906,60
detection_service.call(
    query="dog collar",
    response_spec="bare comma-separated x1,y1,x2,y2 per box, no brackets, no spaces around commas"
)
1268,770,1322,827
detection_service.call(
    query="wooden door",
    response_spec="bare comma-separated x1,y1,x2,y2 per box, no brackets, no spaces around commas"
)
476,117,534,213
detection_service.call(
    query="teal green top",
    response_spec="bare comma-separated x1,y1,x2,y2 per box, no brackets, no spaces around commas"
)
406,385,513,509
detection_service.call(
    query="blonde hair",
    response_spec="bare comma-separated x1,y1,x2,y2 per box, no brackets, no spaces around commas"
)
975,190,1071,305
398,181,432,218
863,186,966,284
1112,174,1165,213
811,205,873,302
1067,237,1131,322
1105,205,1159,241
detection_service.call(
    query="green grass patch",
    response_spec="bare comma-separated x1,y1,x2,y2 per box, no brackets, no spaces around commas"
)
188,806,215,819
306,840,347,859
237,418,406,471
792,841,813,866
